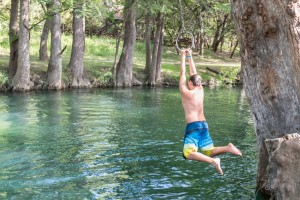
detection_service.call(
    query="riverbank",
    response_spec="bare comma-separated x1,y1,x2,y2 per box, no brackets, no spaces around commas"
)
0,36,241,91
0,51,241,91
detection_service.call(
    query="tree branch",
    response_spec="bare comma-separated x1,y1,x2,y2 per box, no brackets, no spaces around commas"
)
59,45,67,55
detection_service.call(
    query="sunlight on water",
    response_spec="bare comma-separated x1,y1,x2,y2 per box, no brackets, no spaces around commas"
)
0,87,257,199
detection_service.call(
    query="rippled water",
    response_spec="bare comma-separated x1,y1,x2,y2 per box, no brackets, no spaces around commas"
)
0,87,257,199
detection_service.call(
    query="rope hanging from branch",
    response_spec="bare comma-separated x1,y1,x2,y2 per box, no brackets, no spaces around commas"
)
175,0,195,51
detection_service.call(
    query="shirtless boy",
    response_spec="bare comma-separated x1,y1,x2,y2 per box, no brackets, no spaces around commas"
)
179,49,242,175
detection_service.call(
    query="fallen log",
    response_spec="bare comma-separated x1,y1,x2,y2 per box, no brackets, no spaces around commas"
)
206,67,223,75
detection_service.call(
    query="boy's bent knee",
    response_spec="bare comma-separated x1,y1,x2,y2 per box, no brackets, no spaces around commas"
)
201,145,215,157
202,149,214,157
183,144,197,159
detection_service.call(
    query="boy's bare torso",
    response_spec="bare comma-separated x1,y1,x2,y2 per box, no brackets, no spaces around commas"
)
181,87,206,123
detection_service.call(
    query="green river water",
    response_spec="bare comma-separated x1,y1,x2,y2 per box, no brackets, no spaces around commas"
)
0,87,258,199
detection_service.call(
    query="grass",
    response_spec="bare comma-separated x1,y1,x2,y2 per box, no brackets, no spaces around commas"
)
0,31,241,88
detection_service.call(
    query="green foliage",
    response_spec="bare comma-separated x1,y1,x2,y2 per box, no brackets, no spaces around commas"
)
0,0,10,30
0,38,9,49
94,70,113,87
216,66,239,86
0,0,241,89
212,2,231,13
0,0,237,54
0,71,8,87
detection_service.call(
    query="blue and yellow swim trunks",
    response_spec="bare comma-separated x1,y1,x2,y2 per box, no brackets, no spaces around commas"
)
183,121,215,159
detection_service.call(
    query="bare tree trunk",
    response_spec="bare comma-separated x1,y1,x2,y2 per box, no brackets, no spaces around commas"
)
149,12,163,86
39,17,51,61
197,14,204,56
112,27,122,86
112,10,125,85
47,0,62,89
231,1,300,198
69,0,90,88
12,0,32,91
230,40,238,59
212,14,228,52
115,0,136,87
144,12,152,78
8,0,19,81
155,16,164,84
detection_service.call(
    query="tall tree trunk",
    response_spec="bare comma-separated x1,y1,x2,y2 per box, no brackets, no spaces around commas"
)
112,26,123,86
47,0,62,89
144,12,152,77
212,14,228,52
115,0,136,87
148,12,163,86
112,8,125,86
69,0,90,88
155,16,164,84
8,0,19,81
12,0,32,91
231,1,300,199
39,17,51,61
199,19,204,56
196,12,204,56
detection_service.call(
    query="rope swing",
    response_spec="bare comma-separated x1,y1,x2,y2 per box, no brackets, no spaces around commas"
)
175,0,195,51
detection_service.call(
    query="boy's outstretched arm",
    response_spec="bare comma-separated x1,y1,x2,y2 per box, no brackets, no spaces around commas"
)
179,50,187,93
186,49,197,76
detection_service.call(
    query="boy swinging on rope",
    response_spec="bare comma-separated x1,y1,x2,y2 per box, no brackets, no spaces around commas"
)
179,49,242,175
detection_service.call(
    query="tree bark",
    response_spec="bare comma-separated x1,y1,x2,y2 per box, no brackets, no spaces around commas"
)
155,17,164,84
265,133,300,199
230,39,238,59
231,1,300,198
112,26,123,86
8,0,19,81
197,14,204,56
148,12,164,86
39,17,51,61
144,12,152,77
12,0,32,91
115,0,136,87
47,0,62,89
212,14,228,52
69,0,90,88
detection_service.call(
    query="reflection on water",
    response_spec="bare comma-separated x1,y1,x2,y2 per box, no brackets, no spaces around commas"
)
0,87,257,199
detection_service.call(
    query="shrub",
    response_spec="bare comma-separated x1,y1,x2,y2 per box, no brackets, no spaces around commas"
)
216,66,239,86
0,71,8,87
95,70,113,87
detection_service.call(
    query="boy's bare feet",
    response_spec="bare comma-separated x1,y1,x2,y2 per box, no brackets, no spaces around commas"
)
228,143,242,156
212,158,223,176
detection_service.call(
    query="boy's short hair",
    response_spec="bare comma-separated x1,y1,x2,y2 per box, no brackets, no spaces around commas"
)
189,74,202,86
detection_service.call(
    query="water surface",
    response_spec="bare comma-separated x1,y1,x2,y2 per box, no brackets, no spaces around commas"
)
0,87,257,199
